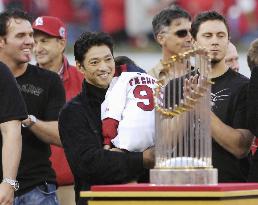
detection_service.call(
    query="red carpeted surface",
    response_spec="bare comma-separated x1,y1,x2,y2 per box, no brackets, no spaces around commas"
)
91,183,258,192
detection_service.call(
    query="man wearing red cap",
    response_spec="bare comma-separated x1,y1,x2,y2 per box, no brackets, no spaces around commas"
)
32,16,83,205
32,16,84,100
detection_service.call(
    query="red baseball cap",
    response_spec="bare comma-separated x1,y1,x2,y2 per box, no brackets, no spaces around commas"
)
32,16,66,39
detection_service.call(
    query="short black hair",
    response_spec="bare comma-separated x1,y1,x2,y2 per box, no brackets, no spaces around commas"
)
74,32,114,63
247,38,258,71
152,6,191,39
191,10,230,40
114,56,136,67
0,9,32,37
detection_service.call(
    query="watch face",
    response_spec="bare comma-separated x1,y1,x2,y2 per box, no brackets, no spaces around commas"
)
14,181,19,191
2,178,19,191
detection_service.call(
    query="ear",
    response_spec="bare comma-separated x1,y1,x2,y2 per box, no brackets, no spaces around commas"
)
156,33,165,46
76,61,85,74
58,38,66,52
0,37,5,48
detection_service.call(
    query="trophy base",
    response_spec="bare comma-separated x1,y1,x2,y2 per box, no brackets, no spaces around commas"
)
150,168,218,185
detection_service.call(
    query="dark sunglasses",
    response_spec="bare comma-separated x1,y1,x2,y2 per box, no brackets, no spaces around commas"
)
175,29,190,38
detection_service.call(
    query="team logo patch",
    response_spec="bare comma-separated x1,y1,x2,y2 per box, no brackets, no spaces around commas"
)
35,17,43,26
59,27,65,38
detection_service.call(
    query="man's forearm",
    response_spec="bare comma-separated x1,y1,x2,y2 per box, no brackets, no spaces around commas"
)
211,112,254,158
0,120,22,179
29,120,62,147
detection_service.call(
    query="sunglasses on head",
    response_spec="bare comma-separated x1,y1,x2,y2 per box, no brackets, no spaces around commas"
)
175,29,190,38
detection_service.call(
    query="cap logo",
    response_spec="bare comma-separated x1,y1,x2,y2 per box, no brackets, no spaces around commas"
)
59,27,65,38
35,17,44,26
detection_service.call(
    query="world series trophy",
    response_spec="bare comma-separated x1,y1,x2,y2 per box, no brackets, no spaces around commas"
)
150,47,218,185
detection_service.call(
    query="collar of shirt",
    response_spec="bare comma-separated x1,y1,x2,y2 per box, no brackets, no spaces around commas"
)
58,64,64,79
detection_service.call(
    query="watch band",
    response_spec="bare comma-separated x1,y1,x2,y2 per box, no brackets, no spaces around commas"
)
2,178,19,191
22,115,37,128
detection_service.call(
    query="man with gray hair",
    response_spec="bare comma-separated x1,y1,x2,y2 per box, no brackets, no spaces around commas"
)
148,6,192,79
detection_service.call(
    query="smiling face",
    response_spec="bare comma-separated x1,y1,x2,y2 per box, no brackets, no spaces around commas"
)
77,45,115,89
0,18,34,65
195,20,229,65
33,32,65,69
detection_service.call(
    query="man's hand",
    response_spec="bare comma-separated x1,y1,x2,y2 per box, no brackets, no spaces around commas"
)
103,144,111,150
109,147,124,152
21,117,31,127
0,182,14,205
143,147,155,169
21,115,36,128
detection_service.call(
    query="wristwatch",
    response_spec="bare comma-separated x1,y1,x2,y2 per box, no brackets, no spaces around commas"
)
2,178,19,191
22,115,37,128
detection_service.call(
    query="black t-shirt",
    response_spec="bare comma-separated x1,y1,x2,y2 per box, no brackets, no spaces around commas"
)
211,68,250,182
247,66,258,137
0,61,27,123
4,64,65,196
247,67,258,181
163,67,198,108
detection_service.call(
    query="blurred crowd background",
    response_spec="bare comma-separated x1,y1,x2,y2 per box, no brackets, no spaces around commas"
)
1,0,258,51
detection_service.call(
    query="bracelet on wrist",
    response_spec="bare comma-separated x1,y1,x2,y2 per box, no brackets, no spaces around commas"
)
2,178,19,191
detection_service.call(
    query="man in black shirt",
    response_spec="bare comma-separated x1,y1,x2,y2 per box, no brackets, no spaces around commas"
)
246,38,258,181
247,39,258,139
191,11,253,182
0,62,27,205
0,10,65,204
58,32,154,205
